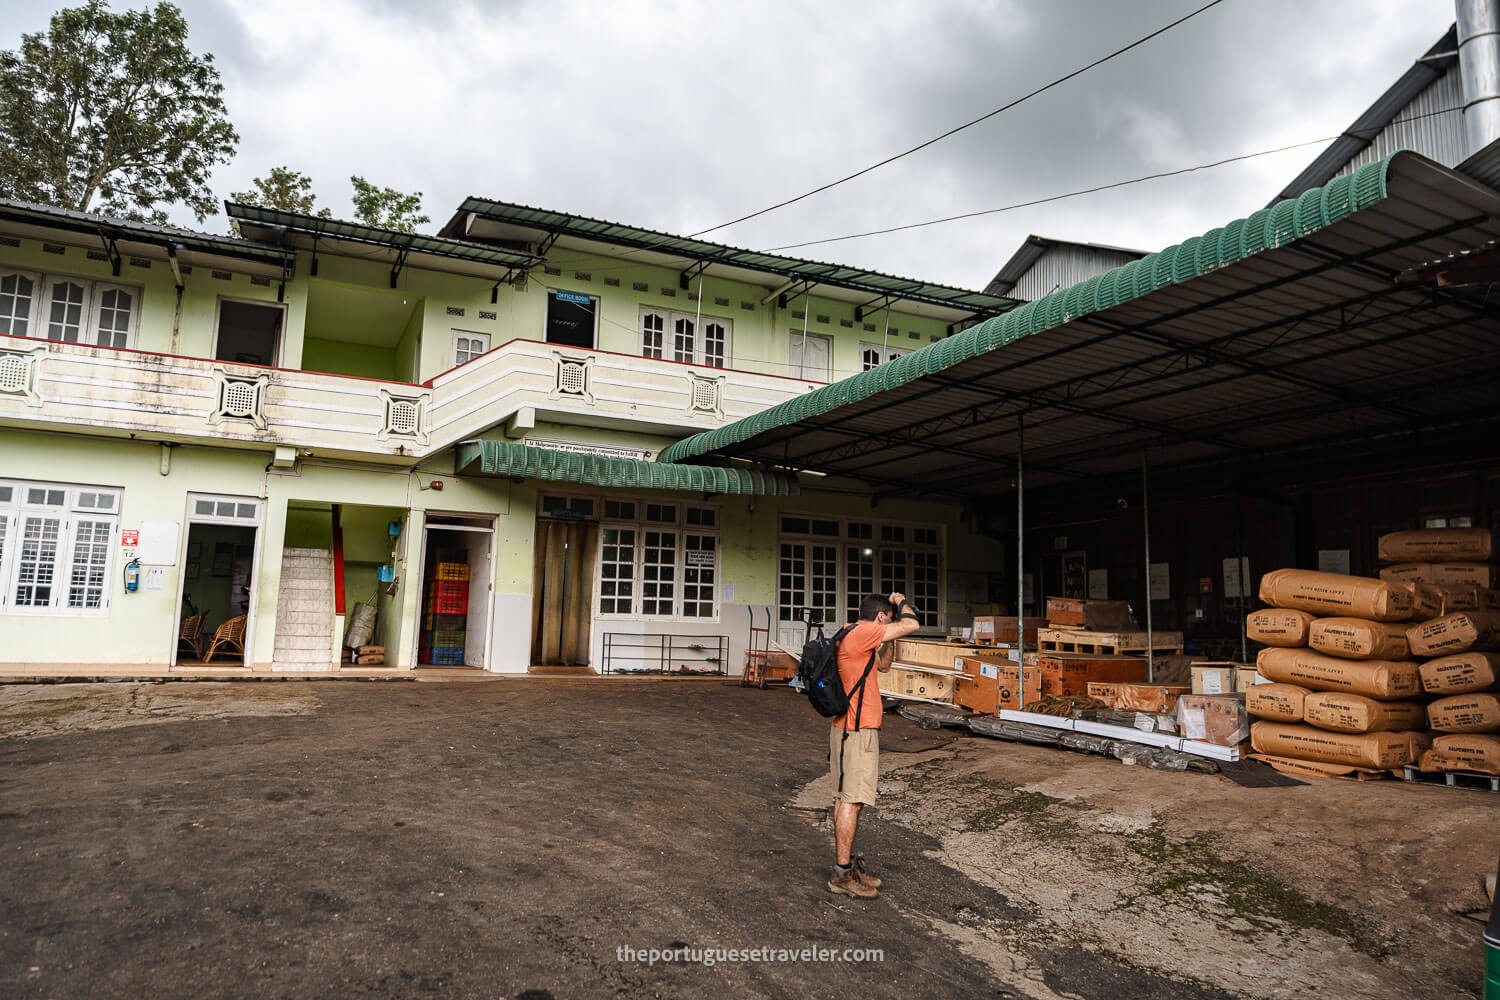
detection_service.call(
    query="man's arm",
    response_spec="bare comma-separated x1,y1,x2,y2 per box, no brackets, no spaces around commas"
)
879,590,923,644
875,641,896,673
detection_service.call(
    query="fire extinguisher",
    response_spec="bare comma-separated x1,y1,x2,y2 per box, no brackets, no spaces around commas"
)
123,558,141,593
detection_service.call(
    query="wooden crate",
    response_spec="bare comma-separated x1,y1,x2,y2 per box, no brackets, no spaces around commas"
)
1036,627,1184,655
882,665,954,702
894,638,993,670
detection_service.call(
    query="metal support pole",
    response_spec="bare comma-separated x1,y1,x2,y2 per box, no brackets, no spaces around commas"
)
1141,450,1154,682
799,287,811,379
1235,490,1248,664
694,275,704,359
1016,414,1026,710
881,308,891,360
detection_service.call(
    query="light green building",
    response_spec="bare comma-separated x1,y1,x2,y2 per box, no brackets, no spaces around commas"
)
0,195,1013,674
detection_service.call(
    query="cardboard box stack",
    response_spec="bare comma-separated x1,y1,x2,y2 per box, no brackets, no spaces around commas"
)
1245,568,1430,775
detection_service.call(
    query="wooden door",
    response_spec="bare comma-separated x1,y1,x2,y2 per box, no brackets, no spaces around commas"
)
530,519,599,666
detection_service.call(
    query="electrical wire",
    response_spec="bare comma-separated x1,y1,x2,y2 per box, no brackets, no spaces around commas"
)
687,0,1231,238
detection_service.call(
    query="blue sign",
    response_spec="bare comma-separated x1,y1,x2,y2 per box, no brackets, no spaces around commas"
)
554,290,592,306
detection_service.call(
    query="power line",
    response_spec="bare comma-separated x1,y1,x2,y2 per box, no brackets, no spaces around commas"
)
687,0,1231,239
760,103,1467,253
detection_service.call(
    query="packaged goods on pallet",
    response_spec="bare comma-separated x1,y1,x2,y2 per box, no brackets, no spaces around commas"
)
1234,666,1266,691
1418,651,1500,694
1190,662,1255,695
1256,647,1422,700
972,615,1047,645
1425,693,1500,733
1301,692,1427,734
883,665,955,703
954,655,1041,714
894,638,994,670
1307,618,1410,661
1246,683,1311,722
1418,734,1500,776
1380,563,1500,588
1043,597,1133,630
1027,652,1148,697
1377,527,1496,563
1175,694,1250,747
1250,721,1417,769
1405,611,1500,657
1035,627,1184,656
1246,608,1316,647
1258,569,1414,622
1085,682,1190,713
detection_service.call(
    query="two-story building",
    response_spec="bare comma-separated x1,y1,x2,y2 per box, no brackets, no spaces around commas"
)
0,194,1013,675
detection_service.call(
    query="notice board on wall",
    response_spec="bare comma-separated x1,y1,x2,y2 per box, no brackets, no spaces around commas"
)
137,521,180,566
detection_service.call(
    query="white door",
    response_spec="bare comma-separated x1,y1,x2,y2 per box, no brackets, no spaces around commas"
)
789,332,832,381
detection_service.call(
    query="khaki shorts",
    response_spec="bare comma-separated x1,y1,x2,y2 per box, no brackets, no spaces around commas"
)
830,726,880,806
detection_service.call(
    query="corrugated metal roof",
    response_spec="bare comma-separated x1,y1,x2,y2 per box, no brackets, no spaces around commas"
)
447,197,1020,321
456,440,799,495
659,152,1500,499
984,235,1147,298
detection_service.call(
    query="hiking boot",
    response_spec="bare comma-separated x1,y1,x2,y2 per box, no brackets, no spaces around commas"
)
828,869,878,899
852,856,882,889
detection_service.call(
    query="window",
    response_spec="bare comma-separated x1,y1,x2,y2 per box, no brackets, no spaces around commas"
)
0,269,139,347
596,498,722,620
452,330,491,366
546,289,596,348
788,332,832,380
861,343,909,371
0,270,37,336
0,479,120,615
778,514,943,629
639,306,732,367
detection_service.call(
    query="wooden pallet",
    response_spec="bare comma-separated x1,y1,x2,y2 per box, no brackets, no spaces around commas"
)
1400,764,1500,792
1036,627,1184,656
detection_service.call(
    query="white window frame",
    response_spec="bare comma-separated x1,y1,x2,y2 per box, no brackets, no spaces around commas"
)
451,329,491,367
639,306,732,368
534,491,720,624
0,268,141,349
860,341,909,371
0,267,41,338
0,478,121,617
776,513,943,629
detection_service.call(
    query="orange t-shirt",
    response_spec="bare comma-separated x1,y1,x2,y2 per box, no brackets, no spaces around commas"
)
831,621,886,732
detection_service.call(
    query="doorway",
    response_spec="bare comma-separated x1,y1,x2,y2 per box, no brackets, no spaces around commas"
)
215,299,284,366
545,289,596,348
416,517,494,668
172,494,262,666
530,518,599,667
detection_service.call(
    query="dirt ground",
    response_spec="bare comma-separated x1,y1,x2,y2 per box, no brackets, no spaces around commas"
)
0,680,1493,1000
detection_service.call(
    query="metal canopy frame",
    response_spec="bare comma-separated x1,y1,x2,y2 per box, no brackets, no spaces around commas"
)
660,153,1500,508
450,196,1020,321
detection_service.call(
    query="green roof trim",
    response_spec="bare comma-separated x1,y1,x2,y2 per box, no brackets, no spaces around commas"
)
456,440,800,495
659,156,1395,465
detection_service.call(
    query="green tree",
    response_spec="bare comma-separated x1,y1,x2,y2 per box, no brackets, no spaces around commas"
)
350,175,430,232
0,1,238,223
228,165,329,235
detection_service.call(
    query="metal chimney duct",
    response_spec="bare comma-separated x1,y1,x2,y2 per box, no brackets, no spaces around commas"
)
1458,0,1500,155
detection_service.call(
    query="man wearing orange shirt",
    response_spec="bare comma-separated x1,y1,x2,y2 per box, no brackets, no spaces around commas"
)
827,590,921,899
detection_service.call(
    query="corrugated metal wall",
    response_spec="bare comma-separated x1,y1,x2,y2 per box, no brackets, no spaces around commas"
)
1338,69,1468,177
1010,246,1145,301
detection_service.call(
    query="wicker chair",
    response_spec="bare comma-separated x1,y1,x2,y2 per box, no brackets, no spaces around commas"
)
202,614,248,663
177,611,207,660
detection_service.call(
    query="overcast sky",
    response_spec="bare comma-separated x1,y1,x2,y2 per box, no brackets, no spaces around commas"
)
6,0,1460,290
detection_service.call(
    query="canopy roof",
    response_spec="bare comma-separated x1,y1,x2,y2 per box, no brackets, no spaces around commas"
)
457,440,800,496
444,198,1019,323
660,152,1500,499
227,202,543,281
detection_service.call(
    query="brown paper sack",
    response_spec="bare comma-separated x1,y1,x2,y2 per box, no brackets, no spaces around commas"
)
1419,734,1500,775
1301,692,1426,734
1307,618,1409,661
1256,647,1422,700
1392,581,1443,618
1405,611,1500,657
1257,569,1413,622
1250,721,1413,769
1249,753,1391,780
1245,609,1316,648
1377,528,1495,563
1379,563,1500,588
1245,683,1309,722
1418,651,1500,695
1425,693,1500,733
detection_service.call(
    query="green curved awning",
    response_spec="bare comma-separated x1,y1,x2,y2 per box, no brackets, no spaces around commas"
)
457,440,799,495
659,156,1394,465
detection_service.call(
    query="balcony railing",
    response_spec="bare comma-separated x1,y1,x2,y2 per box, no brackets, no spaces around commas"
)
0,335,823,459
